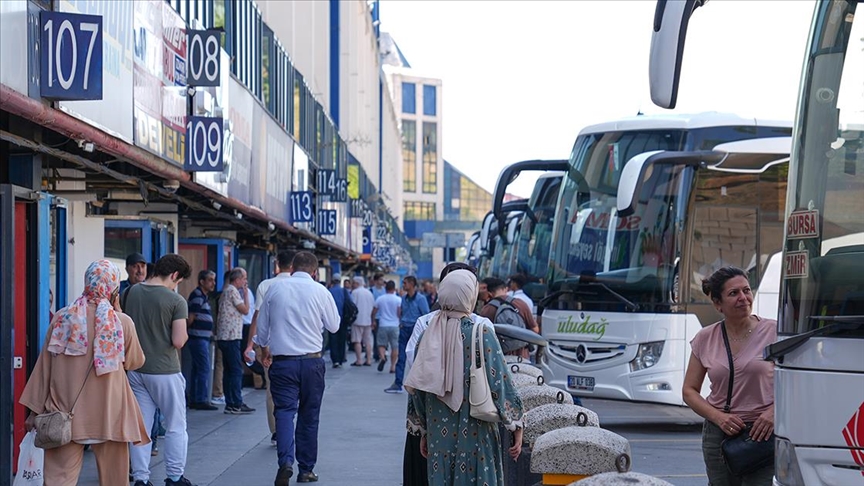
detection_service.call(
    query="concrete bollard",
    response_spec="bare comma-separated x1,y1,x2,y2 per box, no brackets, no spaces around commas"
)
523,403,600,447
518,384,568,412
512,372,545,389
509,362,543,379
570,472,674,485
504,355,529,364
530,426,631,484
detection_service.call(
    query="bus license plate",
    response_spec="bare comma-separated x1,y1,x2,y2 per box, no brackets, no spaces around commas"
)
568,376,595,391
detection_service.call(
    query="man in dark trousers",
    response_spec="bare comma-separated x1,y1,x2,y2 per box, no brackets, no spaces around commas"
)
257,252,340,485
328,278,350,368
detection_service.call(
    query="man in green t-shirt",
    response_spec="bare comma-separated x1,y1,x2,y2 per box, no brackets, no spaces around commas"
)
125,254,196,486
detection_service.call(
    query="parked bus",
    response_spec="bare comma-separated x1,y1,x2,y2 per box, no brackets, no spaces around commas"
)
650,1,864,482
538,112,791,406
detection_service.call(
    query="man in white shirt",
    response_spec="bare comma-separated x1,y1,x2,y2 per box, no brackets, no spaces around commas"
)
349,276,376,366
257,252,340,486
372,280,401,373
507,273,535,312
246,250,294,446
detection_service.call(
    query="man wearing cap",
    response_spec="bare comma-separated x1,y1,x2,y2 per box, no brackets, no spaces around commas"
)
349,276,376,366
120,252,147,308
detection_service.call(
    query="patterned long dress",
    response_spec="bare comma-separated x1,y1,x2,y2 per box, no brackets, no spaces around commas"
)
409,317,524,486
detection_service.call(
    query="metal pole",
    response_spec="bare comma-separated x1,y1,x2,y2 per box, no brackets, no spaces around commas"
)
0,185,15,482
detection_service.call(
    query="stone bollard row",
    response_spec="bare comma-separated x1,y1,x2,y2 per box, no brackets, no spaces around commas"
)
530,426,632,480
509,362,543,379
523,403,600,448
571,471,675,485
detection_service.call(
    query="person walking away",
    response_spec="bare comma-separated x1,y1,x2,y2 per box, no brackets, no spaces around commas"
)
387,276,429,393
256,251,340,485
240,282,267,388
350,276,376,366
404,270,524,486
372,280,401,373
120,252,148,309
683,266,776,486
422,280,438,309
327,278,353,368
125,254,197,486
20,260,149,486
507,274,534,313
479,277,539,359
186,270,217,411
247,251,295,446
216,267,256,414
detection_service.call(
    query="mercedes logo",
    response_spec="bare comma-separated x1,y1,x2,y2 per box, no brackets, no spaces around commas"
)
576,345,587,364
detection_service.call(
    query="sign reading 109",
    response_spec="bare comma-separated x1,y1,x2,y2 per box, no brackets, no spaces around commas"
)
40,11,103,100
185,117,223,172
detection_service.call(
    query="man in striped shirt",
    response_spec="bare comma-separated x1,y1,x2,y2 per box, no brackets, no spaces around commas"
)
186,270,218,410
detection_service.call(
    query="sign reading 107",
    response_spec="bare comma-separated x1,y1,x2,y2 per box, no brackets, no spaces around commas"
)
40,11,103,100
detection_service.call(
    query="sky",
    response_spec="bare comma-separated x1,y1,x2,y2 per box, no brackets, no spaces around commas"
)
380,0,816,197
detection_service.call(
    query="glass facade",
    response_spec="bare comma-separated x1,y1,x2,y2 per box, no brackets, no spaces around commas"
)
404,201,436,220
422,122,437,193
443,162,492,222
402,82,416,114
402,120,416,192
423,84,436,116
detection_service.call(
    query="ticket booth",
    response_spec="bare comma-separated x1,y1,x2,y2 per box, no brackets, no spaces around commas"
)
178,238,237,298
104,218,176,274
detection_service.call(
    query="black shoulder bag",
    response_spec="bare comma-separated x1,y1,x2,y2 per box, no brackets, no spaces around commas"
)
719,321,775,476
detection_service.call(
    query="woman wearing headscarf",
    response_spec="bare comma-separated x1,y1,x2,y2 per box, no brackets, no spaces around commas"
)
20,259,149,486
405,270,524,486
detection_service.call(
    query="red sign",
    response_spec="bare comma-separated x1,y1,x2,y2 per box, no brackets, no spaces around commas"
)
841,402,864,476
784,250,809,279
787,209,819,239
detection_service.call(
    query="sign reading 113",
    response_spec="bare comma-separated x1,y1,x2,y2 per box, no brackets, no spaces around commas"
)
290,192,313,223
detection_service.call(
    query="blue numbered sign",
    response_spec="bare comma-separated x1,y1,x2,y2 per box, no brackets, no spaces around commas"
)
333,178,348,202
40,11,103,100
185,117,223,172
290,191,314,223
317,169,336,196
187,30,221,86
317,210,337,236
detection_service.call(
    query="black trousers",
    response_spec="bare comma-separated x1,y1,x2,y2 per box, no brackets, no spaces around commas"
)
329,320,348,364
403,432,428,486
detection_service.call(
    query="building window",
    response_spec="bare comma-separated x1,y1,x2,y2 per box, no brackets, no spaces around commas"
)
402,82,416,114
402,120,416,192
459,176,493,221
422,122,437,193
404,201,436,221
423,85,436,116
262,25,274,112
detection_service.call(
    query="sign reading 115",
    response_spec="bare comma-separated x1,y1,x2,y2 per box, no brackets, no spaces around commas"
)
317,210,337,236
40,11,103,100
290,192,314,223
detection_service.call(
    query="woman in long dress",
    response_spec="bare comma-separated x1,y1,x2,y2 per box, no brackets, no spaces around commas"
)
20,259,149,486
405,270,523,486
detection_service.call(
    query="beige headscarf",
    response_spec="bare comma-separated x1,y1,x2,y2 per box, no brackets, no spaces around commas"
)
404,270,478,412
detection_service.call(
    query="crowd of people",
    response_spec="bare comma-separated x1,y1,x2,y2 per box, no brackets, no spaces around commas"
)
19,242,620,486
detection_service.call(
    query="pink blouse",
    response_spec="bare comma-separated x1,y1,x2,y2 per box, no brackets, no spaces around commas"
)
690,317,777,422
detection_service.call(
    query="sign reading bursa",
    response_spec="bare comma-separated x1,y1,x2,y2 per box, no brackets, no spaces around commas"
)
40,11,103,100
187,30,221,87
185,117,223,172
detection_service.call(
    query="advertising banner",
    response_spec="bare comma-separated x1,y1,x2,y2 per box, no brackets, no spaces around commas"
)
132,0,186,166
57,0,134,142
251,105,292,223
226,77,252,205
0,0,28,95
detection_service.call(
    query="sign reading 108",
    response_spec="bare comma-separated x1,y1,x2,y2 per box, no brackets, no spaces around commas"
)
40,11,103,100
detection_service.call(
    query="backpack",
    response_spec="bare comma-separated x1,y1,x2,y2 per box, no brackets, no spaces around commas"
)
342,288,359,326
488,297,527,352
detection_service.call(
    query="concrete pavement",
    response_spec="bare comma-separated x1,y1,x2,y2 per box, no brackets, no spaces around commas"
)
78,359,408,485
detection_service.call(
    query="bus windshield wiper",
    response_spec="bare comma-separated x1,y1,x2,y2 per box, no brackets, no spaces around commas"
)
582,282,639,312
763,315,864,362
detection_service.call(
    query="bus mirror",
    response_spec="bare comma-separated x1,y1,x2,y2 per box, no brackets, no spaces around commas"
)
617,150,724,216
649,0,706,109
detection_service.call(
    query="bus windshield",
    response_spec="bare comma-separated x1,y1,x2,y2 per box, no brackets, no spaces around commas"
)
549,129,688,311
781,0,864,335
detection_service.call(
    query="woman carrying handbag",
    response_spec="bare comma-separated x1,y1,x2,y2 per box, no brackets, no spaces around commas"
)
404,270,523,486
683,266,776,485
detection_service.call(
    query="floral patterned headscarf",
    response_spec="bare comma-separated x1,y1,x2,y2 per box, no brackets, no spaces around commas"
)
47,259,125,376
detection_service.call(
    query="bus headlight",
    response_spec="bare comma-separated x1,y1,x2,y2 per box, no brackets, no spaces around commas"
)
629,341,664,372
774,437,805,486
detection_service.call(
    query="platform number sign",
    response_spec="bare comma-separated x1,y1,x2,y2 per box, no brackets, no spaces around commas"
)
350,199,364,219
317,169,336,195
333,179,348,202
187,30,221,86
317,210,338,236
289,191,314,223
185,117,223,171
40,11,103,100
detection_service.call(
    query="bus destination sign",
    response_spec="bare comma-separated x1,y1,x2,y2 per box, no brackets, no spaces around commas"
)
786,209,819,239
784,250,809,279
